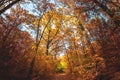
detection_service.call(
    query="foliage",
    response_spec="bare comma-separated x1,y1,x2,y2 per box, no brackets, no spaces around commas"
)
0,0,120,80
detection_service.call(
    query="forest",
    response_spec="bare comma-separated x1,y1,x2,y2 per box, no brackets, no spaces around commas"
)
0,0,120,80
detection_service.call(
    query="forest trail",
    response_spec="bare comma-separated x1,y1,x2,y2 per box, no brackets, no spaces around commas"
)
52,73,76,80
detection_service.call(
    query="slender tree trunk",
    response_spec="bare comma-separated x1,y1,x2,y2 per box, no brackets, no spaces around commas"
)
46,30,51,55
26,54,36,80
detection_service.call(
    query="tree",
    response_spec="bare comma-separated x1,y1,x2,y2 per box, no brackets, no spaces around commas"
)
0,5,34,80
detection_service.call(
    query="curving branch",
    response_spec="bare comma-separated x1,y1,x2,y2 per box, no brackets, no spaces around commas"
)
0,0,21,14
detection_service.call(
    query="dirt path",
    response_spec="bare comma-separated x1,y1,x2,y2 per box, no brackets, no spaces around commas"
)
52,73,75,80
53,73,67,80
